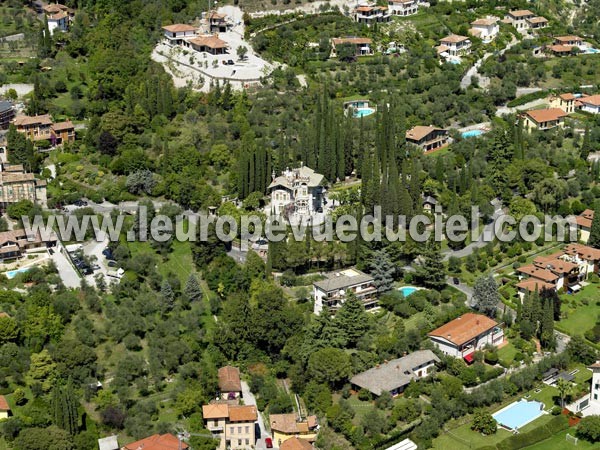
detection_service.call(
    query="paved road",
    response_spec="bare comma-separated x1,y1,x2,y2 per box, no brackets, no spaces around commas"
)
50,245,81,288
241,381,269,449
495,97,547,117
460,36,518,90
1,33,24,42
446,276,473,305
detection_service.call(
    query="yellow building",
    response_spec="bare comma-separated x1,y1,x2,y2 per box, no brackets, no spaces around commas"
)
522,108,568,131
548,93,576,114
202,403,257,450
269,414,318,447
0,163,47,208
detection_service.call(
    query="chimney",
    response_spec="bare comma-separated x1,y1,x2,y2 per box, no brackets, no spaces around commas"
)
476,319,480,325
447,334,451,339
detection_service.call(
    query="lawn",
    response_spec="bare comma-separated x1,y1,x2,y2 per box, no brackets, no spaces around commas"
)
523,428,596,450
497,342,518,366
127,238,194,285
558,283,600,337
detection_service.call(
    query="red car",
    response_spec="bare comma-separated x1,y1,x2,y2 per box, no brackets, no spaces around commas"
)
265,437,273,448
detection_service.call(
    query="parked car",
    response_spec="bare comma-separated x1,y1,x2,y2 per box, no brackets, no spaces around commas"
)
107,260,117,268
73,199,88,207
226,59,234,65
102,248,113,259
453,277,460,285
265,438,273,448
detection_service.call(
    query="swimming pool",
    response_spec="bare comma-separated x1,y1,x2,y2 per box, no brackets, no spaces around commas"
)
5,267,30,279
492,400,545,430
353,107,376,118
583,48,599,54
398,286,418,297
462,129,484,138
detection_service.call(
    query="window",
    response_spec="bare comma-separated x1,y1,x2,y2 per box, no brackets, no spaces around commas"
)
595,384,599,390
595,394,598,400
245,439,249,445
238,426,242,434
230,427,235,435
245,426,249,433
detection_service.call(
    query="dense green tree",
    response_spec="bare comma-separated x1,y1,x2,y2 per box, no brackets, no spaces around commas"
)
184,274,203,302
50,380,79,435
589,206,600,249
335,294,370,347
472,274,499,318
577,415,600,443
307,347,352,388
369,249,395,294
471,410,497,435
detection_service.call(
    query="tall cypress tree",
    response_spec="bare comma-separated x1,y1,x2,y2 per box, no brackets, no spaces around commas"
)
51,380,78,435
588,206,600,248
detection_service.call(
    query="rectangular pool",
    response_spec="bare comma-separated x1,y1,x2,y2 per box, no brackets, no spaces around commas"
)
492,400,545,430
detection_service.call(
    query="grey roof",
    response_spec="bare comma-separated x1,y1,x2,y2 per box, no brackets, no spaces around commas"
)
313,268,374,292
0,101,13,113
268,166,324,190
558,371,575,382
98,436,119,450
350,350,440,396
542,368,558,378
423,195,438,205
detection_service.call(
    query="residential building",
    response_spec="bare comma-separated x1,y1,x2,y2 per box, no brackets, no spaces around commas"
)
12,114,75,146
0,395,9,419
121,433,186,450
548,93,577,114
568,361,600,416
438,34,471,56
280,437,313,450
515,278,555,299
469,17,500,41
270,414,318,447
548,44,576,56
554,35,583,47
504,10,535,31
43,3,72,35
527,16,548,30
516,252,581,295
387,0,418,17
0,101,15,130
405,125,449,152
207,11,232,33
268,166,325,217
422,195,438,212
202,404,257,450
522,108,568,131
588,362,600,408
330,38,373,57
428,313,504,362
354,5,391,25
578,95,600,115
350,350,440,396
189,35,228,55
98,436,119,450
162,24,197,46
563,243,600,278
218,365,242,400
313,268,378,314
575,209,593,242
0,162,48,208
0,228,57,262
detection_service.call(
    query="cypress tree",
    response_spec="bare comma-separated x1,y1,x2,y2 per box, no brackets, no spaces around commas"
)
51,380,78,435
581,125,591,161
588,205,600,249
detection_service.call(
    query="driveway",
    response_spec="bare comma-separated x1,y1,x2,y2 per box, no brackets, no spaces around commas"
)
446,276,473,305
50,245,81,288
241,381,269,449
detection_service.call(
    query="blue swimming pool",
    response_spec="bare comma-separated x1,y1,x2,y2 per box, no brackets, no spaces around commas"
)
353,107,376,118
6,267,30,279
462,129,484,138
493,400,545,430
583,48,599,54
398,286,418,297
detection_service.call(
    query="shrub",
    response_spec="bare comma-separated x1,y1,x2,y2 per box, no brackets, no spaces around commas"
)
551,406,562,415
358,389,372,401
471,410,497,435
577,415,600,442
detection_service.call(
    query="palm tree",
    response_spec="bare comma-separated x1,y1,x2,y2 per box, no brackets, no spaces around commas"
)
556,377,572,408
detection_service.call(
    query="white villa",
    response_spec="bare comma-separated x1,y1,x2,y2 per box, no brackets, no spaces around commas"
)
162,24,198,46
387,0,418,17
469,17,499,41
313,268,378,314
579,95,600,115
567,362,600,416
504,10,548,33
438,34,472,57
268,166,325,217
354,4,391,25
428,313,504,363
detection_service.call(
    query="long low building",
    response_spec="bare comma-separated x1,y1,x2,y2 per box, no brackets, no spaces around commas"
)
350,350,440,396
428,313,503,362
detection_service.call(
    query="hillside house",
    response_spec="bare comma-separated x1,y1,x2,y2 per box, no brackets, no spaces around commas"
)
270,414,318,448
121,433,187,450
330,37,373,57
0,228,56,262
12,115,75,146
43,4,72,34
428,313,504,362
268,166,325,217
354,5,391,25
505,10,547,32
548,93,577,114
522,108,568,131
350,350,440,396
218,365,242,400
516,252,583,297
207,11,232,32
0,162,48,208
202,404,258,450
280,438,313,450
0,101,15,130
405,125,449,152
313,268,378,314
469,17,499,41
387,0,418,16
162,24,197,46
578,95,600,114
555,36,584,47
0,395,10,419
438,34,471,56
189,35,228,55
575,209,594,242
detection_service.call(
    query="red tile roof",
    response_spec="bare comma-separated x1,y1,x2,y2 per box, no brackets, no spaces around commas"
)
440,34,470,44
428,313,498,346
549,44,574,53
516,264,559,282
280,437,313,450
579,95,600,107
563,243,600,261
0,395,9,411
189,35,228,49
52,120,74,132
162,24,197,33
218,365,241,392
202,403,229,419
516,279,555,293
525,108,568,124
13,114,52,126
575,209,594,228
228,405,257,422
122,434,187,450
508,9,534,17
406,125,447,141
555,36,582,43
331,37,372,45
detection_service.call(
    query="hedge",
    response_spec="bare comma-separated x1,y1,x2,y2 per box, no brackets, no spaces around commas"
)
506,90,549,107
495,415,568,450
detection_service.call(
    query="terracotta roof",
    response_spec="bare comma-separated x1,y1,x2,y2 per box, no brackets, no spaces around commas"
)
406,125,447,141
435,44,450,54
471,18,498,26
555,36,582,43
428,313,499,346
589,361,600,369
508,9,534,17
388,0,414,4
0,312,10,318
469,28,483,37
202,403,229,419
207,11,227,20
579,95,600,107
563,243,600,261
307,415,318,428
52,120,74,131
331,37,372,45
0,229,42,248
189,35,228,49
270,413,303,434
0,395,9,411
525,108,568,123
43,4,68,13
280,438,313,450
440,34,469,44
559,93,576,101
122,434,187,450
516,264,559,282
575,209,593,228
528,16,548,23
13,114,52,126
549,44,573,53
228,405,257,422
0,172,36,183
218,365,241,392
48,11,68,20
516,279,555,292
532,255,578,274
162,24,197,33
